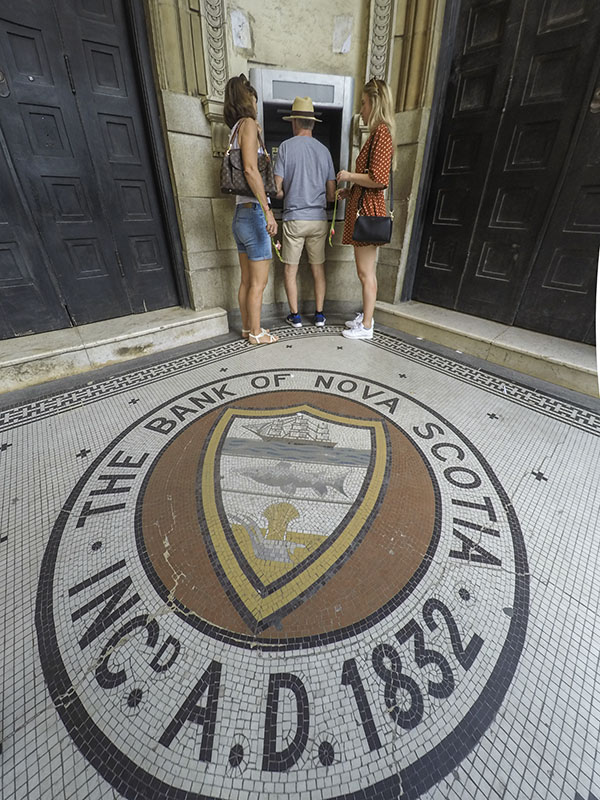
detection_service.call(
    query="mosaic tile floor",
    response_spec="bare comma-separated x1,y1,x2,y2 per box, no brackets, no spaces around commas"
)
1,322,599,800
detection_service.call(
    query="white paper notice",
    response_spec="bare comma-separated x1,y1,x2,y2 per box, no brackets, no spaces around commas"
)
230,9,252,50
333,15,353,54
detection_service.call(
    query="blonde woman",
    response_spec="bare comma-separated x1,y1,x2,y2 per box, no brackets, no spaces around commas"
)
224,74,278,345
337,78,395,340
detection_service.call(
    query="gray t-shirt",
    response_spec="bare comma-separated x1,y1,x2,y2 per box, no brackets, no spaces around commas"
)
274,136,335,222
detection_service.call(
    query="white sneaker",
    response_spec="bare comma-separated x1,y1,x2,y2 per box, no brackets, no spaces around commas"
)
345,312,363,329
342,321,373,340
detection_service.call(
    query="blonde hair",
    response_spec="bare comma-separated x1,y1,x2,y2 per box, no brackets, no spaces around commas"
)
363,78,396,161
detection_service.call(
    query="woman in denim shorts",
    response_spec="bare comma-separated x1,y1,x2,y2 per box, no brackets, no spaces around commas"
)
224,75,278,345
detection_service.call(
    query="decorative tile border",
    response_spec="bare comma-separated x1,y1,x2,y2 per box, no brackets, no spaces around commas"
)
0,328,598,435
370,337,600,436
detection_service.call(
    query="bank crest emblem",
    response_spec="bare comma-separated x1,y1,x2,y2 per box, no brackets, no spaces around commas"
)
200,404,388,632
36,369,529,800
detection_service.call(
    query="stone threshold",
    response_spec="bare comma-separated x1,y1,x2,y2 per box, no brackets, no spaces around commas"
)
0,306,228,395
375,300,599,398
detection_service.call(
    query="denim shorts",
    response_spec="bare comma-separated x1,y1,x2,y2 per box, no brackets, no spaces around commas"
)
232,203,272,261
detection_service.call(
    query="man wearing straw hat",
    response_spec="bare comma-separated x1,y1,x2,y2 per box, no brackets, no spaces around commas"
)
274,96,336,328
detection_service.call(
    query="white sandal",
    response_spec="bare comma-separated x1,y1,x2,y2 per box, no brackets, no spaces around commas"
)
248,328,278,345
242,327,269,339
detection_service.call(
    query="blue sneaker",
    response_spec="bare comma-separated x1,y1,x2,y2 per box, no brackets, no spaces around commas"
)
314,311,326,327
286,312,302,328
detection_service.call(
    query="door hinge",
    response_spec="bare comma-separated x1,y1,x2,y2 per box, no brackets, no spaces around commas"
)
64,54,76,93
115,250,125,277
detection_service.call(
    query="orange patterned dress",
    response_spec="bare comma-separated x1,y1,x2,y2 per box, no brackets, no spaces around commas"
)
342,123,393,247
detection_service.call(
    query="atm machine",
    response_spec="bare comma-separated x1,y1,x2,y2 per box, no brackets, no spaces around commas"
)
249,68,354,219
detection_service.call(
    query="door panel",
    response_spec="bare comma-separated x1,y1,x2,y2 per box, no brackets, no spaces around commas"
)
413,0,600,343
0,135,71,336
0,3,134,324
455,0,600,322
0,0,179,339
513,65,600,343
413,0,520,309
55,0,179,313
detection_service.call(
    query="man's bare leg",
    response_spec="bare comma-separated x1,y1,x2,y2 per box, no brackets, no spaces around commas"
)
284,263,300,313
310,262,326,312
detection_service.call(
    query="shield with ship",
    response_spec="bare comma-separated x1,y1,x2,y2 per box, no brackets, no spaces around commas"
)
198,404,388,632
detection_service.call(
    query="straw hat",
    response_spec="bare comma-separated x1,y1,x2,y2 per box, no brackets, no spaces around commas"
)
281,96,322,122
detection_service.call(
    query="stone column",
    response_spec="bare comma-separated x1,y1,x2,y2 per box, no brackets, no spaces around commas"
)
363,0,447,304
144,0,238,314
389,0,447,303
393,0,439,112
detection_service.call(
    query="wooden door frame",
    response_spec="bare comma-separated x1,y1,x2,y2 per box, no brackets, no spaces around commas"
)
125,1,190,309
401,0,463,302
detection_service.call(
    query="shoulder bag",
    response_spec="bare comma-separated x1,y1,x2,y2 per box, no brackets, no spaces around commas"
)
220,120,277,197
352,133,393,244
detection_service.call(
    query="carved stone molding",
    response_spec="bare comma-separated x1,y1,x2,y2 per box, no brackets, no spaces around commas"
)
201,98,228,156
368,0,395,81
199,0,228,154
209,119,231,157
201,0,227,99
395,0,437,111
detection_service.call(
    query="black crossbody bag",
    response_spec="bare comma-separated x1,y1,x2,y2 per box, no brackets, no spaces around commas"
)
353,133,394,244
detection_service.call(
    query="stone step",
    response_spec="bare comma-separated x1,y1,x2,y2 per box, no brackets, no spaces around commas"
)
375,300,598,397
0,306,228,394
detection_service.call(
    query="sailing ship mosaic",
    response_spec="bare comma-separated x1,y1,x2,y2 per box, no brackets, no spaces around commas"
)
200,406,387,632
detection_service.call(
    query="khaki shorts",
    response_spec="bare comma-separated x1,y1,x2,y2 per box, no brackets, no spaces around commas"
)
281,219,329,265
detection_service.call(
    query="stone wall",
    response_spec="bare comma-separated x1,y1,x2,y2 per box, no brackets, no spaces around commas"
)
379,0,446,304
144,0,446,315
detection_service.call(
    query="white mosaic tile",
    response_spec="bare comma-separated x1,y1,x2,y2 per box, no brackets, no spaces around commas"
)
1,328,599,799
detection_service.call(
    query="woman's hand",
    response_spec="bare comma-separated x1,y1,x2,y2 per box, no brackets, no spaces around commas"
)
336,188,351,200
265,208,277,237
337,170,352,183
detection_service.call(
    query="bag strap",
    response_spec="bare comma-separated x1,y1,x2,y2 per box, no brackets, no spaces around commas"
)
226,120,240,153
257,128,269,159
357,130,394,218
227,119,270,161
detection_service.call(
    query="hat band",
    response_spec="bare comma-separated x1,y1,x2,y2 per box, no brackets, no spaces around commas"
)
289,109,319,117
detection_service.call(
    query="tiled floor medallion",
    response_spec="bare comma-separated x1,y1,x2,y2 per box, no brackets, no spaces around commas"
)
36,367,528,800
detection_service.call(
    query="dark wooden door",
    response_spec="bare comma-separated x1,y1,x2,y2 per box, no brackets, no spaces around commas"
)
0,0,178,338
412,0,600,344
0,137,71,337
513,60,600,344
55,0,179,314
